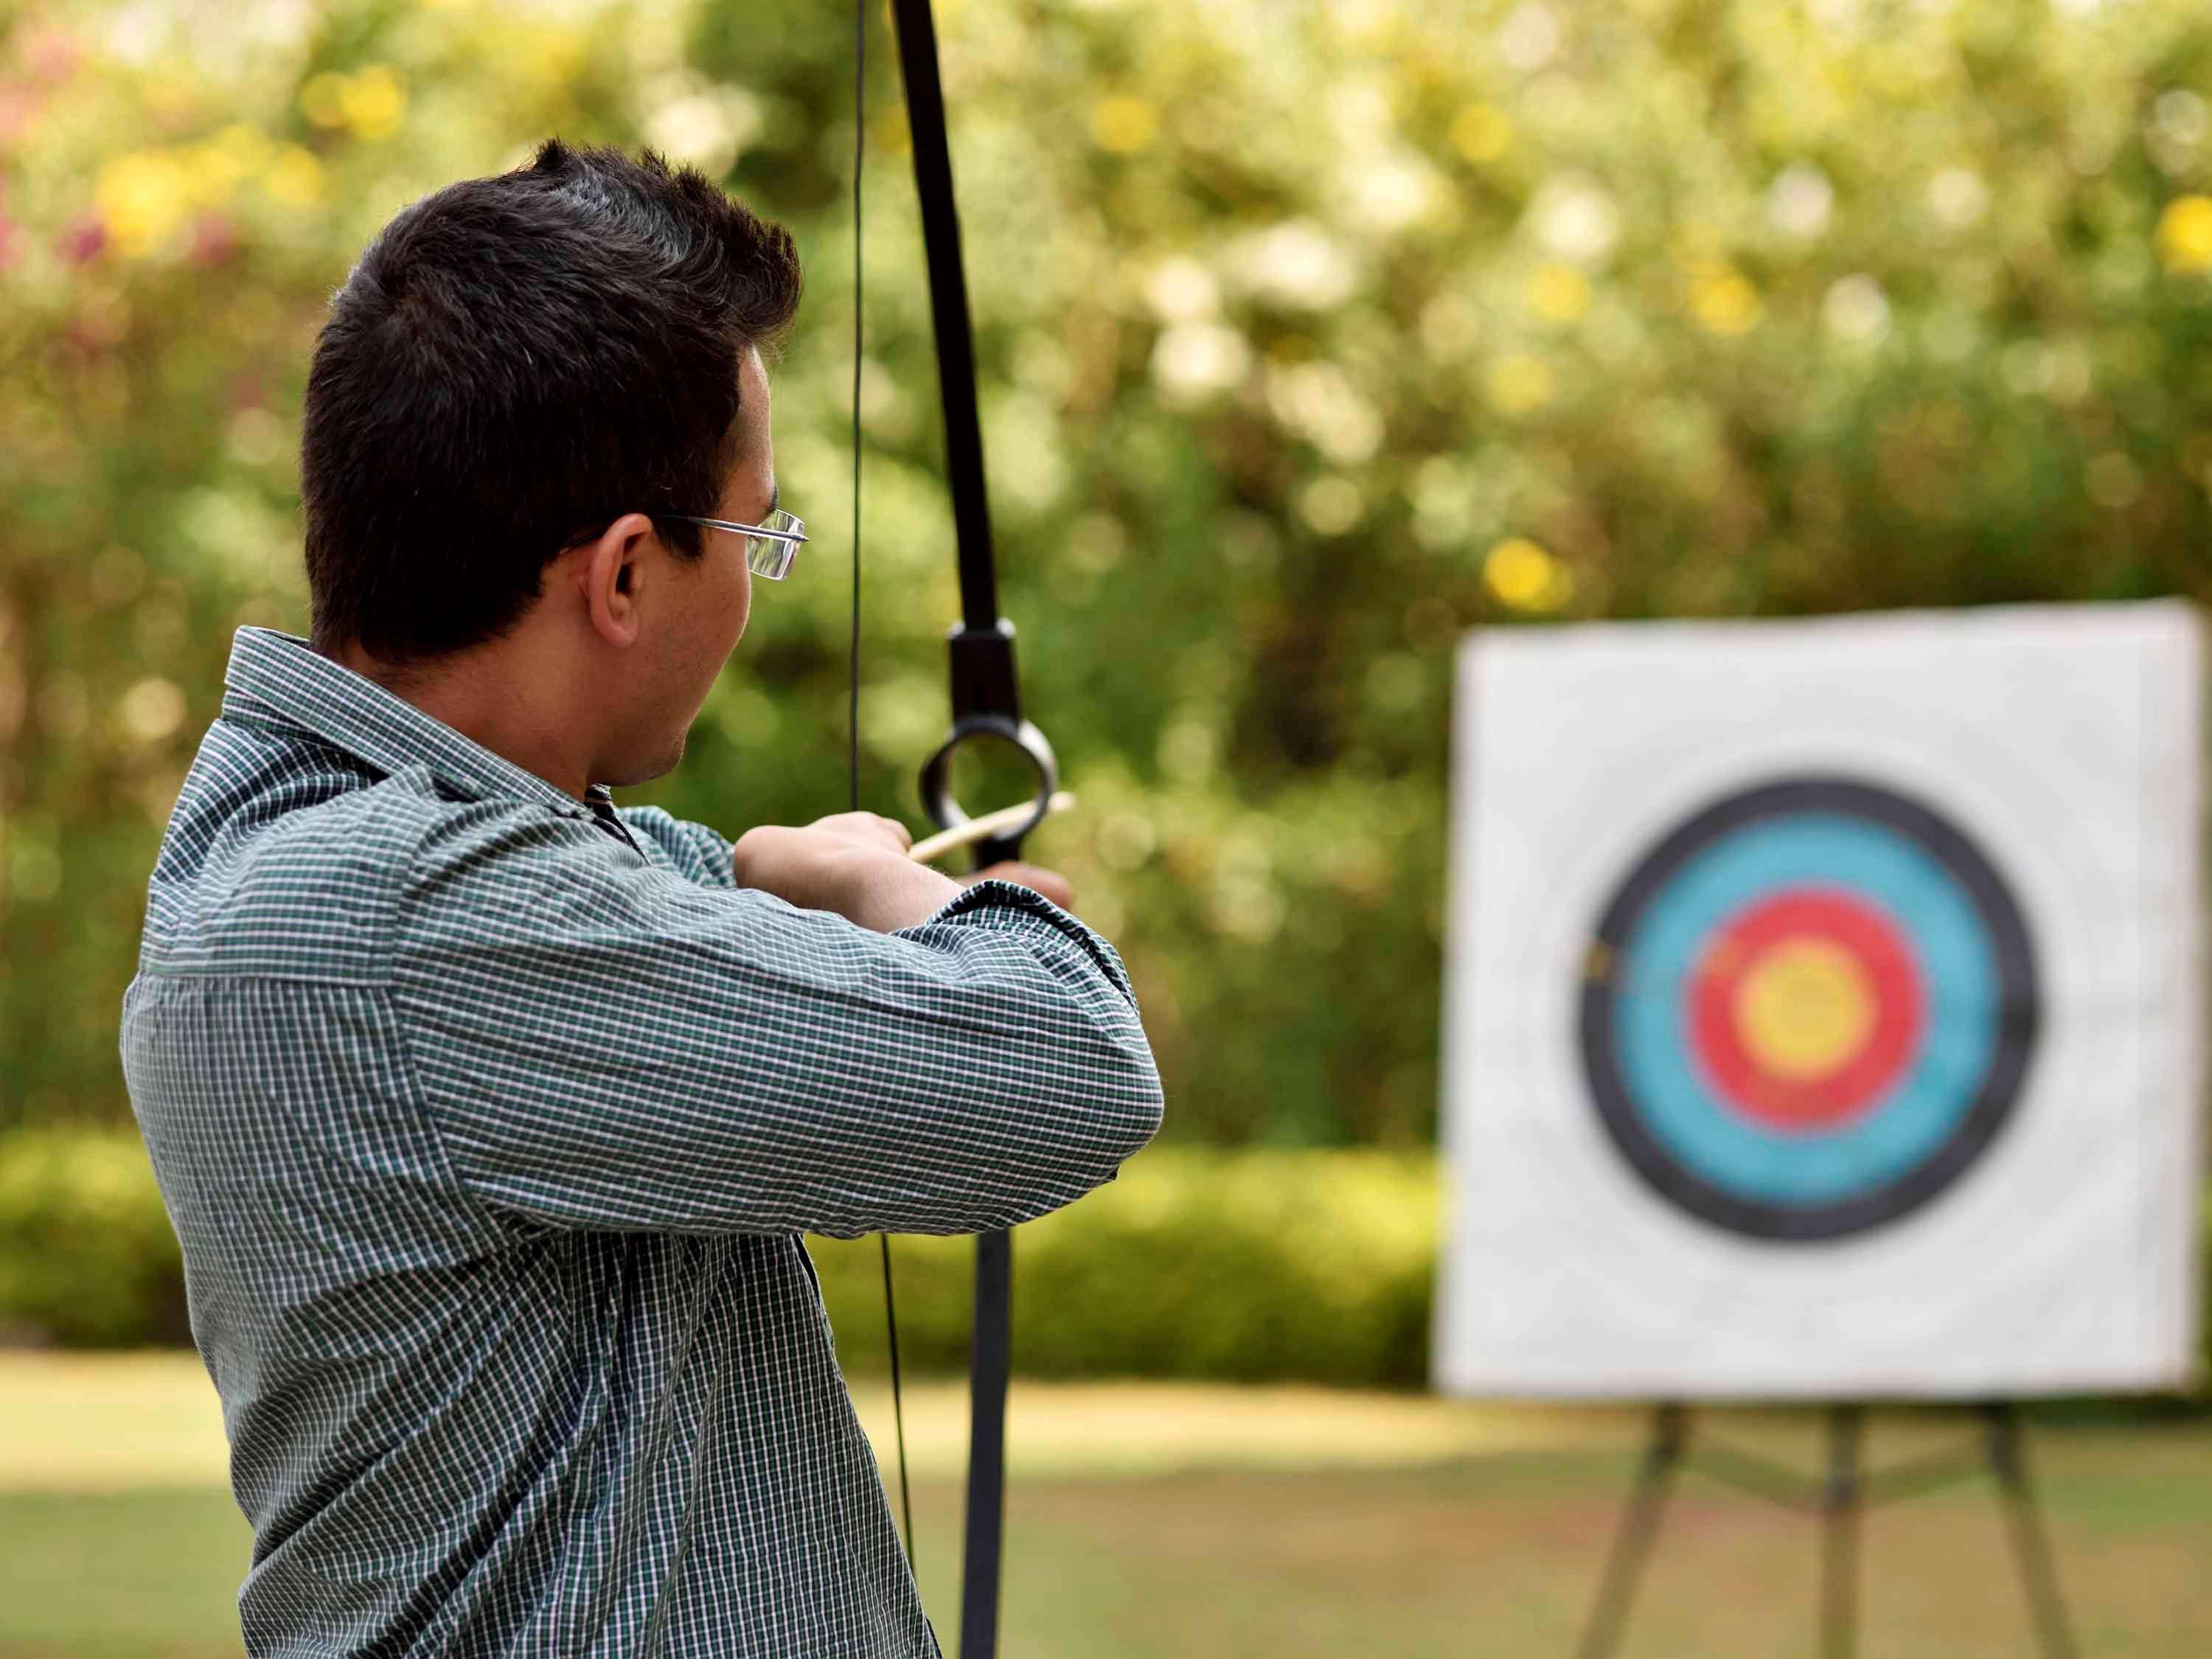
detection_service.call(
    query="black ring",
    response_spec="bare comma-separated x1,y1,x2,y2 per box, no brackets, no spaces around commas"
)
1578,776,2039,1242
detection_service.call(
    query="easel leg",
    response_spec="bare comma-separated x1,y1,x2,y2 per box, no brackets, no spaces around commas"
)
1820,1405,1863,1659
1575,1403,1688,1659
1982,1402,2081,1659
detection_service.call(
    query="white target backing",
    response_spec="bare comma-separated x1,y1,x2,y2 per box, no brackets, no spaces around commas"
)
1434,603,2205,1399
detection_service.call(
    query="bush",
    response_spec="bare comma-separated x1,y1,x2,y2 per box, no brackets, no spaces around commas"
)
0,1133,1439,1381
1,1133,2202,1409
807,1149,1438,1386
0,1130,189,1348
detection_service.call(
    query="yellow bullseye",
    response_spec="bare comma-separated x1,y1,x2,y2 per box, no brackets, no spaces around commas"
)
1733,937,1877,1081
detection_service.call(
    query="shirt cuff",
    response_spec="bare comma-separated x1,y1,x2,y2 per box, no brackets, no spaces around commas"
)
898,878,1141,1008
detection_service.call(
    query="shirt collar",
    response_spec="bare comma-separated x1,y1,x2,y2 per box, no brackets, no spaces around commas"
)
219,627,616,815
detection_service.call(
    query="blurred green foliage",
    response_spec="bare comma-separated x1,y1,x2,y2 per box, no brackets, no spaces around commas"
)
4,0,2212,1143
0,1131,1438,1377
0,1131,189,1346
808,1147,1436,1384
10,1132,2208,1402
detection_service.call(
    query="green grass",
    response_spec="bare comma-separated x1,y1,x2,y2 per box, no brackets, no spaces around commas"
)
2,1356,2208,1657
0,1487,249,1658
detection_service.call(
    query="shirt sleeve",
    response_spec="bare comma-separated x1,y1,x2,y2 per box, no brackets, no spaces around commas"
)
613,803,737,890
390,801,1164,1239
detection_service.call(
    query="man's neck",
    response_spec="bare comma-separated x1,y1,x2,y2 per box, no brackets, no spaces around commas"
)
327,637,595,801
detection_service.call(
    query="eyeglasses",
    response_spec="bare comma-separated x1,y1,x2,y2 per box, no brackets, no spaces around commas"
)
659,509,808,580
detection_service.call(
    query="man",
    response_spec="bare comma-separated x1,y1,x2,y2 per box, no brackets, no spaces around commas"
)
119,139,1164,1658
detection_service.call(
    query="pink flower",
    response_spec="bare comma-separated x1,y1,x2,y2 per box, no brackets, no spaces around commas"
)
26,29,80,88
189,211,238,268
0,84,33,147
58,212,105,265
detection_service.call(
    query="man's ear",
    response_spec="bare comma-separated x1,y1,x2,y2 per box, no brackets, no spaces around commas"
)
574,512,657,649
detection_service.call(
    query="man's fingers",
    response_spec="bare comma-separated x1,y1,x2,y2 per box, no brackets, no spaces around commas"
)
967,861,1074,910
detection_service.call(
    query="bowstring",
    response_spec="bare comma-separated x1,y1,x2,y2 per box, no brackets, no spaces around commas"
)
852,0,919,1571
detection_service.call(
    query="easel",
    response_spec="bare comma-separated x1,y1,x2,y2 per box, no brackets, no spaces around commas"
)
1576,1401,2080,1659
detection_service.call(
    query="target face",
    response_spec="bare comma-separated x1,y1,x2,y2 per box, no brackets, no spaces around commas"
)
1434,600,2205,1399
1579,777,2040,1242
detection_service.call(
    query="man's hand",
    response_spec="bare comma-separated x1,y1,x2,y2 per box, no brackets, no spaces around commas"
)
731,813,961,933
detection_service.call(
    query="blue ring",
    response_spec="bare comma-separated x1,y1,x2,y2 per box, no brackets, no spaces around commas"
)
1614,816,1995,1205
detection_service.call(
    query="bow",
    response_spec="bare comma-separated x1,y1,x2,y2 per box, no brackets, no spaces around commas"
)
860,5,1060,1655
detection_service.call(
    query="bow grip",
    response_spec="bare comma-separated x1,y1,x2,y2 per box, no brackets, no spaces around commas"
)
919,620,1060,866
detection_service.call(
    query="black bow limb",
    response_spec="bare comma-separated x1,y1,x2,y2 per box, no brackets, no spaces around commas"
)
886,4,1059,1657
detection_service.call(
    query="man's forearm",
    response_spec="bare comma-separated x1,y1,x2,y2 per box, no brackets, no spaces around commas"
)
731,818,964,931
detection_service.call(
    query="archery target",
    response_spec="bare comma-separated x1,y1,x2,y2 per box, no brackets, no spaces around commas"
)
1435,604,2205,1399
1582,776,2038,1243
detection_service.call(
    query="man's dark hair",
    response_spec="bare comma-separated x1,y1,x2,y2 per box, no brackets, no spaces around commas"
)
300,139,802,661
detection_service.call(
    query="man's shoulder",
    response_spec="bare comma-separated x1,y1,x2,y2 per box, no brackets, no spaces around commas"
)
142,718,597,982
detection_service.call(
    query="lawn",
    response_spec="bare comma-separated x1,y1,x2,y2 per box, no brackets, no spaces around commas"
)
2,1353,2207,1657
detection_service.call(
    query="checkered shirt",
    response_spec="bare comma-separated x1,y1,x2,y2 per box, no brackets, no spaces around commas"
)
119,627,1164,1658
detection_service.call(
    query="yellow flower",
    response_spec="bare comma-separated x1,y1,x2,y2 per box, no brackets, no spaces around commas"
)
1486,352,1554,415
300,67,408,142
1484,538,1573,612
1527,262,1590,323
94,150,192,258
1091,94,1158,155
342,66,408,142
264,145,327,209
204,122,274,176
175,125,273,212
1451,103,1511,164
521,29,588,91
1691,269,1763,335
1668,218,1722,271
299,71,350,128
2155,195,2212,275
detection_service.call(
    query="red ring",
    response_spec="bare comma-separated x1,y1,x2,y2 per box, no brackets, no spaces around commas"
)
1688,887,1924,1133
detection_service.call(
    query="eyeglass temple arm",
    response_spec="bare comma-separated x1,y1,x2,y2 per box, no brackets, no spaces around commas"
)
664,513,809,544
